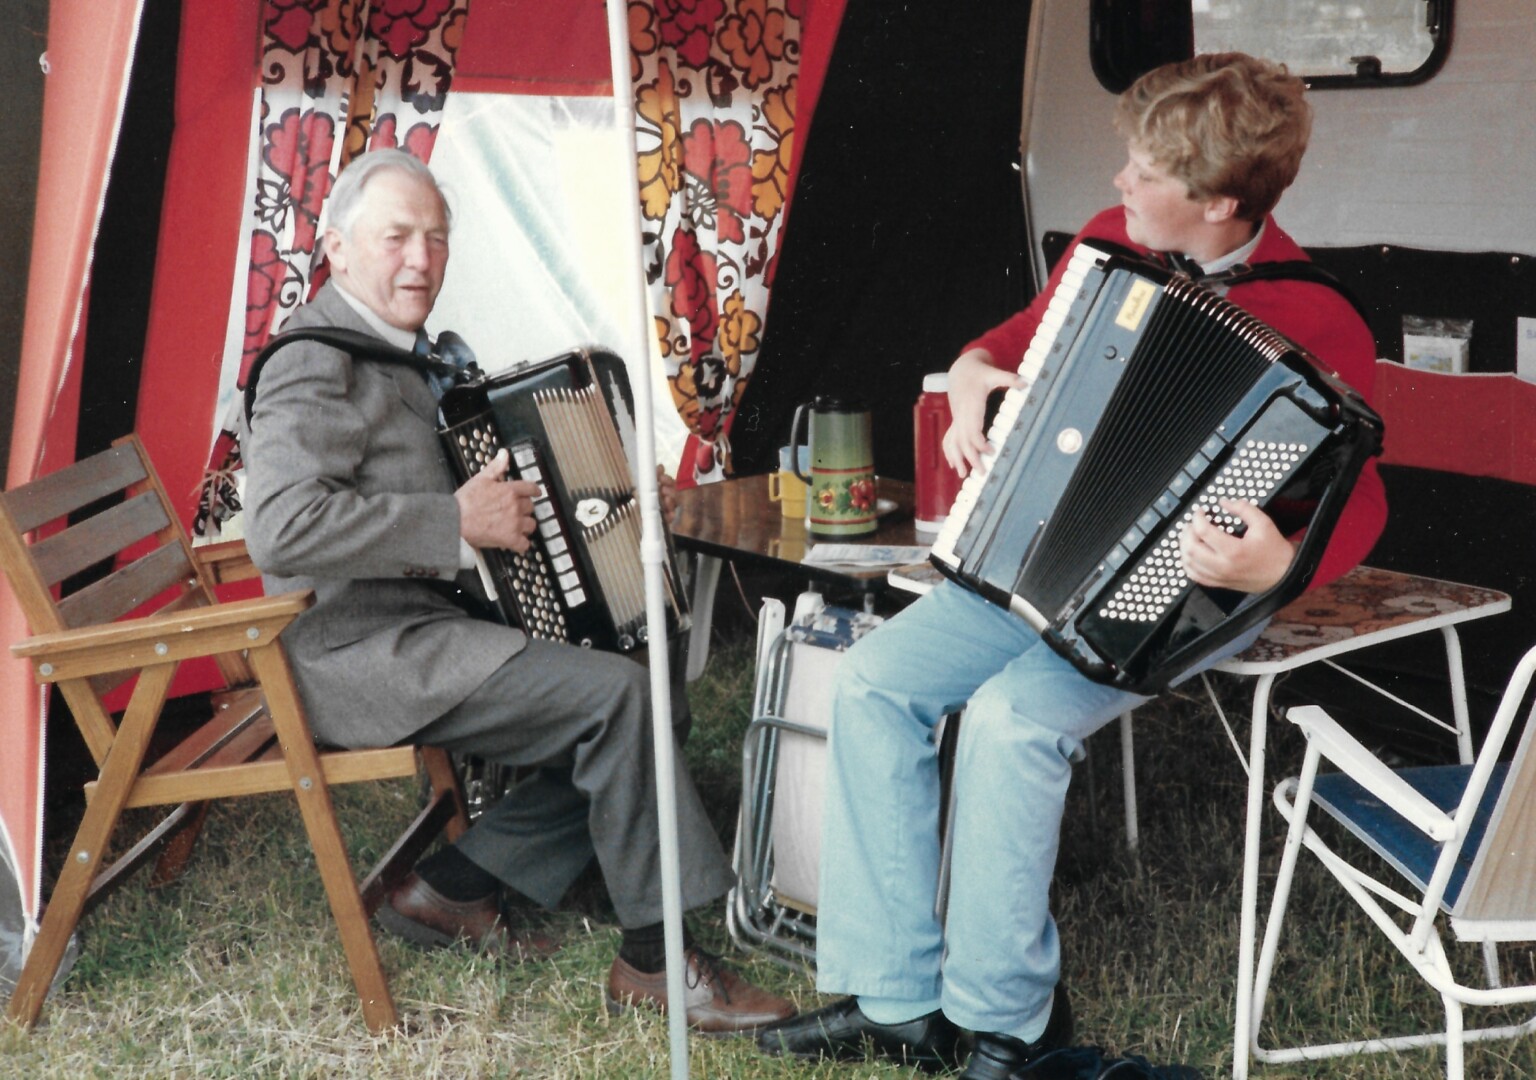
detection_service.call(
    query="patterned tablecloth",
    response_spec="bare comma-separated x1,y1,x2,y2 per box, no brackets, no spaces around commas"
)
887,562,1512,672
1232,565,1511,666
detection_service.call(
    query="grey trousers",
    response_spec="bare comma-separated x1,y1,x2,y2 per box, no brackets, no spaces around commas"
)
412,639,734,928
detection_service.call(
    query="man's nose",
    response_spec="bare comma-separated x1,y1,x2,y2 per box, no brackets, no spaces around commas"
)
402,235,430,268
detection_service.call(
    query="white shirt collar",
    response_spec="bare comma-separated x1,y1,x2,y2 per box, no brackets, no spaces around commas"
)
331,280,421,351
1197,220,1266,276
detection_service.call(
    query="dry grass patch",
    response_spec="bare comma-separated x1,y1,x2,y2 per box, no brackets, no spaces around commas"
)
4,636,1536,1076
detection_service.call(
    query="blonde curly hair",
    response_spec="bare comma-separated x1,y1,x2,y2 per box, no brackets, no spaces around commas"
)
1115,52,1311,222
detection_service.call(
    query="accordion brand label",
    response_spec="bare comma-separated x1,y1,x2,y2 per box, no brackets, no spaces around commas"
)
1115,278,1156,332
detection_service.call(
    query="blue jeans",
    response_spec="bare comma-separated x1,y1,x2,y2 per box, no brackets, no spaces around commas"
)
814,580,1260,1040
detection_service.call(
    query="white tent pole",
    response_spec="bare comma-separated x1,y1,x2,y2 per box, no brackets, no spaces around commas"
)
601,2,690,1077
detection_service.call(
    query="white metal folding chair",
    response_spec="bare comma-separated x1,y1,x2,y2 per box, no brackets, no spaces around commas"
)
1251,641,1536,1078
728,593,887,967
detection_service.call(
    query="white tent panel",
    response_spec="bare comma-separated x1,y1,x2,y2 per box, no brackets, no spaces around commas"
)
429,91,690,473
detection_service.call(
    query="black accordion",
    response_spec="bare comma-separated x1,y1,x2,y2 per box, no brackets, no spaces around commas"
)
438,348,690,653
931,242,1383,692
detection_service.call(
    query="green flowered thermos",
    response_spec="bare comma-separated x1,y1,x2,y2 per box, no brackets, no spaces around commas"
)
789,396,877,536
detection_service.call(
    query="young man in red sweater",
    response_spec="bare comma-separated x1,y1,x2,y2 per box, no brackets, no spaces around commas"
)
760,52,1385,1079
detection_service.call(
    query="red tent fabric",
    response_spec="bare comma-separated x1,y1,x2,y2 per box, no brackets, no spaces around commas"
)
2,0,147,925
135,0,265,534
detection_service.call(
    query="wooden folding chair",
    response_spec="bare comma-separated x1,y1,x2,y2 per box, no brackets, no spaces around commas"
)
0,435,469,1033
1251,641,1536,1079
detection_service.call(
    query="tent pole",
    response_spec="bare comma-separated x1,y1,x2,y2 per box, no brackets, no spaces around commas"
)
601,3,691,1077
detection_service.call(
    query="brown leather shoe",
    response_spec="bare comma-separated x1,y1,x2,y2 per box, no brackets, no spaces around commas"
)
606,946,796,1036
376,872,559,962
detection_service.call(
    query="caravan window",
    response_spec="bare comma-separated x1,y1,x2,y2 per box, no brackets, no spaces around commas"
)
1091,0,1452,91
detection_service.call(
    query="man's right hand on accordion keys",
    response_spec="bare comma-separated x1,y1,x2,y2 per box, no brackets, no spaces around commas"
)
453,446,541,554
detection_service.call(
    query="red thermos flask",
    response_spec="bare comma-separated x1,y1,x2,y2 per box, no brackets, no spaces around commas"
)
913,373,962,532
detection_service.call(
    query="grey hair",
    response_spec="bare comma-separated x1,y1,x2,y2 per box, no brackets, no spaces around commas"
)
324,149,451,238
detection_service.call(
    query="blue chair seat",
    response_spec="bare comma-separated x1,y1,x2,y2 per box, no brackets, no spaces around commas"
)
1312,762,1509,911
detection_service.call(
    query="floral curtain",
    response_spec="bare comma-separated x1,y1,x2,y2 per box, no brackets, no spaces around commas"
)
195,0,467,537
630,0,802,486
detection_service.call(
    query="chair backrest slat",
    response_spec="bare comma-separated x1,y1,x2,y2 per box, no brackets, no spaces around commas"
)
1453,648,1536,922
0,443,147,533
30,491,171,587
56,541,200,629
0,436,237,749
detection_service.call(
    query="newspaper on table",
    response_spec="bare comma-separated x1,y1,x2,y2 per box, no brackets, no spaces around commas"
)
802,543,932,568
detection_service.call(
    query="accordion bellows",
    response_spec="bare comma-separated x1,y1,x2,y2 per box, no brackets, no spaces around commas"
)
931,243,1383,692
438,348,690,653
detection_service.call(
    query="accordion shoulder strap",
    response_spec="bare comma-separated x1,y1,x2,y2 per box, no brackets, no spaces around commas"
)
1069,238,1371,327
1208,260,1372,326
243,326,459,428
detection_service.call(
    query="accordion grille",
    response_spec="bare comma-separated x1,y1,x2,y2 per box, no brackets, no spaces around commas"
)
534,385,651,632
1019,279,1281,614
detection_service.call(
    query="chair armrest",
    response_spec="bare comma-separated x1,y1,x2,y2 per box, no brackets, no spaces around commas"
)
196,539,260,584
1286,704,1456,842
11,590,314,683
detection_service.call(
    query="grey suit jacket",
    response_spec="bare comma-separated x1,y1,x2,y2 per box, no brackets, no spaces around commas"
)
243,282,527,747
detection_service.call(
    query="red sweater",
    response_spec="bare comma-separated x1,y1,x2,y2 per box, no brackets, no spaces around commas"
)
965,207,1386,591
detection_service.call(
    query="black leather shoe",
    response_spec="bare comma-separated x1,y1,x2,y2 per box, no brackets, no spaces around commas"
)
757,996,962,1072
959,983,1074,1079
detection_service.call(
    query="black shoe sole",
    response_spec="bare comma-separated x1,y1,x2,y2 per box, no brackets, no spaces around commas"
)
758,1031,956,1072
375,902,459,950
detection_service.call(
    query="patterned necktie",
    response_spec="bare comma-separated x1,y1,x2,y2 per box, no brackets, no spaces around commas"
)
415,329,481,401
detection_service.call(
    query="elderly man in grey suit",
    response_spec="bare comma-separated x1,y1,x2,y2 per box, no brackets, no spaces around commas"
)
242,149,793,1034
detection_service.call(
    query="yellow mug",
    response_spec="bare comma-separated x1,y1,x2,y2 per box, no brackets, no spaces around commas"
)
768,445,810,518
768,470,807,518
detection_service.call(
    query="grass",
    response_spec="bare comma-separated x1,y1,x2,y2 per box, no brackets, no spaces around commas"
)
4,623,1536,1078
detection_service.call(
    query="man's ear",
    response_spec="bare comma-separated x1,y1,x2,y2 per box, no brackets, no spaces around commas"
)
321,228,346,272
1202,195,1241,224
